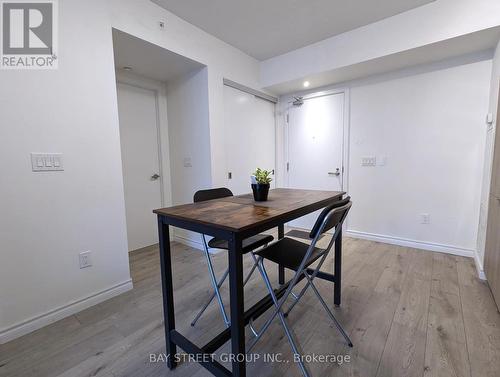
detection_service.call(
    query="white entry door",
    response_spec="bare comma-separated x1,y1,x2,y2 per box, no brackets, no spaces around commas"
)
287,92,345,229
117,83,162,251
224,85,276,195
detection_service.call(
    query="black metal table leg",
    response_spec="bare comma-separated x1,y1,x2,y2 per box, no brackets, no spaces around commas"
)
157,217,177,369
334,227,342,306
228,234,246,377
278,224,285,285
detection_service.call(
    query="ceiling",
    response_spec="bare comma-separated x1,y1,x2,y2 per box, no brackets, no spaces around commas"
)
152,0,435,60
112,29,204,82
266,26,500,94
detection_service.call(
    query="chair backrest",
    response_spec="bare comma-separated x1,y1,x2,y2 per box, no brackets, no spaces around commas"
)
194,187,233,203
309,197,352,239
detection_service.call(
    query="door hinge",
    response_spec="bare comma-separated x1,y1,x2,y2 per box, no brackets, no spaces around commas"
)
286,113,289,124
228,172,232,179
286,162,289,172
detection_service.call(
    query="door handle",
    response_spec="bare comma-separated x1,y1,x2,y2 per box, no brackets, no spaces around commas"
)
328,168,341,176
151,173,160,180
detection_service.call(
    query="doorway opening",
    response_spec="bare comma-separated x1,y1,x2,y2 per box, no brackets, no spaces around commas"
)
112,29,207,252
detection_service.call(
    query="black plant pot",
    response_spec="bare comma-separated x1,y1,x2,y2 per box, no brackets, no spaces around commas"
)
251,183,270,202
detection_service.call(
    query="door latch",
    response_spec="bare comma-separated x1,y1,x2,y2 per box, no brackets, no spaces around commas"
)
328,168,341,176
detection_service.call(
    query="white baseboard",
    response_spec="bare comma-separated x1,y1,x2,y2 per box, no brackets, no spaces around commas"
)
346,230,475,258
173,234,204,251
473,250,487,280
0,279,133,344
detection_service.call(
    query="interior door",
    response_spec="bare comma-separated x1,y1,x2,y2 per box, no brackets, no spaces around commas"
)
117,82,162,251
485,88,500,309
224,85,276,195
287,92,345,229
485,195,500,307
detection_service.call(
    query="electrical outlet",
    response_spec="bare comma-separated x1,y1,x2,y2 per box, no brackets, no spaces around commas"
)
79,251,92,269
420,213,430,224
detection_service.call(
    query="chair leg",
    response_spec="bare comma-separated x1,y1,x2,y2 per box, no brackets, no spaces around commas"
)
284,279,310,317
304,273,353,347
248,317,260,338
285,252,331,318
277,311,311,377
243,252,260,286
252,259,311,377
247,257,284,352
191,267,229,327
201,236,230,328
191,244,264,327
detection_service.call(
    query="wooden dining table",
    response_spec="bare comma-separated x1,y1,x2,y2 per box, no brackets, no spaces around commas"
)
153,188,345,377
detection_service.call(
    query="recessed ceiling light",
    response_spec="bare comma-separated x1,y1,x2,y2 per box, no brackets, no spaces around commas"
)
303,81,310,88
123,66,133,71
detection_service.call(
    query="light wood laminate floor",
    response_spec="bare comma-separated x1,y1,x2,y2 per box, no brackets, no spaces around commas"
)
1,237,500,377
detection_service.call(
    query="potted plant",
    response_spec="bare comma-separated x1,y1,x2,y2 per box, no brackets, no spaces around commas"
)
251,168,272,201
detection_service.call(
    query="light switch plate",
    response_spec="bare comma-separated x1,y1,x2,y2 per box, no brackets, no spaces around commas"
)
31,153,64,171
183,157,192,168
361,156,376,166
377,156,387,166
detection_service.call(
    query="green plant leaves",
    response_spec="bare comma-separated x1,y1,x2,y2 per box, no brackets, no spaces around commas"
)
253,167,273,184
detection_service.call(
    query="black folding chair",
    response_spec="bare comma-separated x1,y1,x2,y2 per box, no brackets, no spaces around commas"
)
247,197,353,377
190,188,274,328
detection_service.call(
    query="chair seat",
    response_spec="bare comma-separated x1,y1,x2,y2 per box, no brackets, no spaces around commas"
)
256,237,324,271
208,234,274,254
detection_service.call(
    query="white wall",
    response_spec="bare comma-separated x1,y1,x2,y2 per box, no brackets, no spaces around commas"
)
0,0,132,343
166,68,212,246
277,56,492,257
1,0,495,343
109,1,263,188
477,40,500,272
347,59,491,255
261,0,500,88
0,0,262,343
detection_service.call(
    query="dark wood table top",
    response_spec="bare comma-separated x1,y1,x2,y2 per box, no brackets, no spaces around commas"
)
153,188,344,233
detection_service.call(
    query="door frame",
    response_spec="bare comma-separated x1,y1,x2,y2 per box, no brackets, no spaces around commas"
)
116,72,173,218
282,88,350,194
